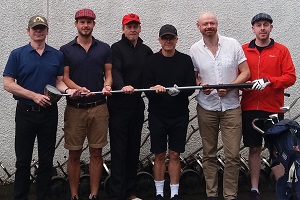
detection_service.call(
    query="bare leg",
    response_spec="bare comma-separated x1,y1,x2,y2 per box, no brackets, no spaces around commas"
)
153,152,166,181
168,150,180,184
89,147,103,196
272,163,285,180
248,146,262,189
68,150,82,198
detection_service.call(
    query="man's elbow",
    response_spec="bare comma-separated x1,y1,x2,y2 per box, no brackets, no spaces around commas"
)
3,78,11,92
245,70,251,80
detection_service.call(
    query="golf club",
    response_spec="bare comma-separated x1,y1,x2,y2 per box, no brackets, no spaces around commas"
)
44,83,254,103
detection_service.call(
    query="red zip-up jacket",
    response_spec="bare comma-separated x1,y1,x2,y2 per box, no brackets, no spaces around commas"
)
241,39,296,113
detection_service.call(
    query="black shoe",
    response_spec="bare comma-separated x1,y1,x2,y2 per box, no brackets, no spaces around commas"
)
170,194,180,200
127,195,142,200
71,196,78,200
207,197,218,200
89,195,99,200
250,190,261,200
155,194,164,200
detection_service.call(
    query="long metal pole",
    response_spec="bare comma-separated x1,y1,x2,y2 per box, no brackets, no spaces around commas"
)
95,83,254,94
47,83,254,96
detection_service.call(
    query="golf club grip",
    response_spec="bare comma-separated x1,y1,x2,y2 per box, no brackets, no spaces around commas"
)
137,83,254,92
176,83,253,90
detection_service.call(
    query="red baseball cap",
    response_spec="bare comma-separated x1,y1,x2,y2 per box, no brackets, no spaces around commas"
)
75,8,96,20
122,13,140,25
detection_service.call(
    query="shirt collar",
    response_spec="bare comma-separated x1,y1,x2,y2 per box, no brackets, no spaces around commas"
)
201,34,221,48
121,34,143,47
70,36,97,46
248,38,274,48
26,43,50,53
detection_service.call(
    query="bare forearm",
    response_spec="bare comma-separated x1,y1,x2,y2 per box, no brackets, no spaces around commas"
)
3,77,36,100
231,72,250,84
55,77,68,93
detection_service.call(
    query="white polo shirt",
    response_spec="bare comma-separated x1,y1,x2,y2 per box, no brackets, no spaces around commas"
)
190,35,247,111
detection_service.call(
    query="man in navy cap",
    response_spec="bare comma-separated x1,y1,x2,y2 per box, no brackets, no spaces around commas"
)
144,24,196,200
241,13,296,200
60,8,112,200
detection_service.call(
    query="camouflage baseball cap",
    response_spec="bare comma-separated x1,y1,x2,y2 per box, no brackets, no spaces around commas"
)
28,15,48,28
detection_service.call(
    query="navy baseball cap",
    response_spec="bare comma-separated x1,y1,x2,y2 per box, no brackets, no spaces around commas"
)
159,24,177,37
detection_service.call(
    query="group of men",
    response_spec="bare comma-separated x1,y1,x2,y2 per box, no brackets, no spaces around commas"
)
2,8,295,200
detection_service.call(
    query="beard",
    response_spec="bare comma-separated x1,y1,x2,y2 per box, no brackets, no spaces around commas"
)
202,28,217,37
257,32,270,41
78,29,93,38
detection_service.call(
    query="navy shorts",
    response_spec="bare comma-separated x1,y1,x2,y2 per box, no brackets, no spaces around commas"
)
148,112,189,154
242,110,284,147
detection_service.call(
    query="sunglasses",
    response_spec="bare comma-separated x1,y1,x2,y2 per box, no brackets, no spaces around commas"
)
160,35,176,41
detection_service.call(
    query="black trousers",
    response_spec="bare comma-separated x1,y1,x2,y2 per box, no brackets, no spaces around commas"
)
13,104,58,200
108,106,144,200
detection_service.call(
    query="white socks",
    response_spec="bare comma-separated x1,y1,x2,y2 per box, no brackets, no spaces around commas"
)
251,188,259,193
154,180,179,198
170,183,179,198
155,180,165,197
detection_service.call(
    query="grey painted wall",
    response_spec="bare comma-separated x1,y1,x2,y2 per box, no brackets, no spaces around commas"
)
0,0,299,182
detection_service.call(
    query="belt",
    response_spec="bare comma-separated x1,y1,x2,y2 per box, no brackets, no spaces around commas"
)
17,101,57,112
67,99,106,109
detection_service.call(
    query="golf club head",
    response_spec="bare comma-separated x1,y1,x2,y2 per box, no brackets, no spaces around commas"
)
280,106,290,113
44,85,63,103
269,114,279,124
179,169,202,195
79,174,90,195
48,176,67,197
135,172,155,197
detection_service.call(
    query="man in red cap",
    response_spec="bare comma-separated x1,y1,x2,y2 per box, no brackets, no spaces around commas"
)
60,8,112,200
107,13,153,200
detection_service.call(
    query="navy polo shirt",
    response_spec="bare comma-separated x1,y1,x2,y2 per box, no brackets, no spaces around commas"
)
60,37,112,103
3,43,64,105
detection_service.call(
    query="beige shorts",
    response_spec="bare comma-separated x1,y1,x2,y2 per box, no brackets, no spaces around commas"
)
64,104,109,150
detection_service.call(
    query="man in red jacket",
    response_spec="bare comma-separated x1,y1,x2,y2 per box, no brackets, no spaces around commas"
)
241,13,296,200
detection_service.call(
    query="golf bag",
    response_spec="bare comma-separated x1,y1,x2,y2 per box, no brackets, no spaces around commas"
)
264,119,300,200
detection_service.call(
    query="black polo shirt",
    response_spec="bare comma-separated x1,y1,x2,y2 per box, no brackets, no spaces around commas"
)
107,34,153,109
60,37,112,103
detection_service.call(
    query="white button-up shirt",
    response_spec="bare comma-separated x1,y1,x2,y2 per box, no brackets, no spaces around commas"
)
190,35,247,111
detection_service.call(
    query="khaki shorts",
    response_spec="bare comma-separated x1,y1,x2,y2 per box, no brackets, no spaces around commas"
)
64,104,109,150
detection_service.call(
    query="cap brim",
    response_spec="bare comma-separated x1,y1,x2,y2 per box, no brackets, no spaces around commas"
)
29,23,48,28
252,18,272,25
123,20,141,25
160,32,177,37
75,16,95,20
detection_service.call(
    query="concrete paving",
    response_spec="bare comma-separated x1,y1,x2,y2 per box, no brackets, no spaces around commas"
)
0,181,276,200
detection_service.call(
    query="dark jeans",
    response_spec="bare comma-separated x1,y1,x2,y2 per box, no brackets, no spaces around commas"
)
108,106,144,200
14,104,58,200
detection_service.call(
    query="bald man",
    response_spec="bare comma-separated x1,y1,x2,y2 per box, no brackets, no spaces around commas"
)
190,11,250,200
